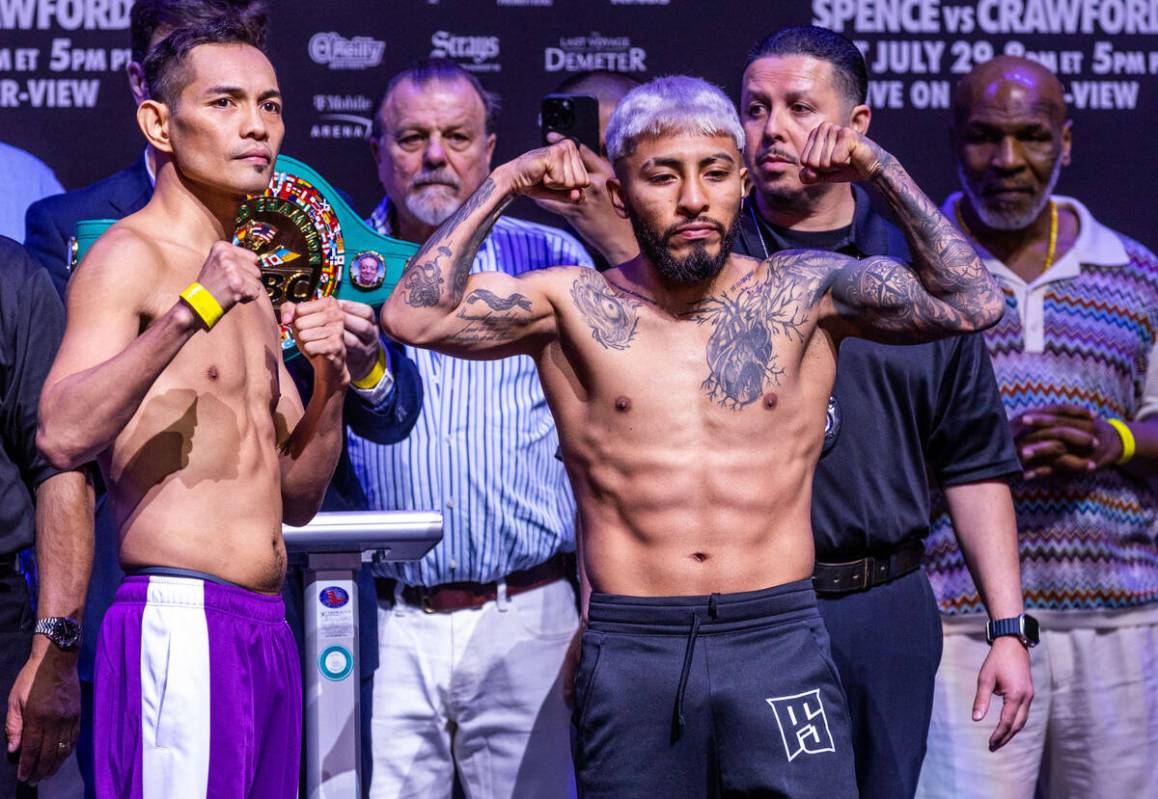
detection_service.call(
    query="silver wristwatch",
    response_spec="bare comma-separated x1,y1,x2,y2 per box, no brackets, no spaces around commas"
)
34,616,82,651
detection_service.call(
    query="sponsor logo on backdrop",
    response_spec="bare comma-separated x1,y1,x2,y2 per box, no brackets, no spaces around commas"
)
0,0,132,29
430,31,501,73
309,94,374,140
545,33,647,73
310,114,372,140
308,32,385,70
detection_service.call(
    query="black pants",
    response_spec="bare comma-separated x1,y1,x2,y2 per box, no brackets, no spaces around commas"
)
817,568,944,799
0,569,37,798
572,579,857,798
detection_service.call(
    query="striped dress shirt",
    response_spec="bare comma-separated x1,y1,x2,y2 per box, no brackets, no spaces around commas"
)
350,197,593,586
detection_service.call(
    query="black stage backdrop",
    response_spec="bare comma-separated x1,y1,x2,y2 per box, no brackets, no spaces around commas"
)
1,0,1155,247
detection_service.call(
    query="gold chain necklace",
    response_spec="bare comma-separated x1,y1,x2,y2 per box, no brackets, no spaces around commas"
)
955,198,1058,273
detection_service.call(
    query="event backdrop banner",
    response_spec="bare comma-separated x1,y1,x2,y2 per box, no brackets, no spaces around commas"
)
1,0,1155,246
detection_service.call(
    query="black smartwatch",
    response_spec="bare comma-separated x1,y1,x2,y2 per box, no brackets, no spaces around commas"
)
986,613,1039,648
34,616,82,651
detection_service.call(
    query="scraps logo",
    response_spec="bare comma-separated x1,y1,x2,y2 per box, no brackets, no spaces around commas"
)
430,30,501,73
545,33,647,73
310,94,374,140
308,32,385,70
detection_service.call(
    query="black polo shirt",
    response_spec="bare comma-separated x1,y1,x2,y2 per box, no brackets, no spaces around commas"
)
0,237,66,556
734,187,1019,560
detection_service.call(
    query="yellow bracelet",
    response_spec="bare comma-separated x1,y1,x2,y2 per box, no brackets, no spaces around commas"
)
179,282,224,330
352,344,387,390
1106,418,1136,465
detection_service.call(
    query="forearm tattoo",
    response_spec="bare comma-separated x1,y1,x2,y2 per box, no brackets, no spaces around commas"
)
570,270,640,351
868,151,1001,330
399,246,448,308
396,177,501,309
687,256,827,410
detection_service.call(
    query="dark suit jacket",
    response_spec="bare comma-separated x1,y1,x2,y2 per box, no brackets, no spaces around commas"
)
23,158,152,300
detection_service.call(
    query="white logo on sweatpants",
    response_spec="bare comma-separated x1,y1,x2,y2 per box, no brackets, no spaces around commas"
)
766,689,836,761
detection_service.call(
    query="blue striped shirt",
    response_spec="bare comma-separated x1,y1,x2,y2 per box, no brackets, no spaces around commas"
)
349,197,593,585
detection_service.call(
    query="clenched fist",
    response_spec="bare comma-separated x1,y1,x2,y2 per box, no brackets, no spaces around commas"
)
282,297,349,387
501,139,590,204
194,241,264,314
799,122,890,185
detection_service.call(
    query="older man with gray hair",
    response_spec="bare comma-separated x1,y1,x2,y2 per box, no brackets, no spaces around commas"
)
380,74,1004,797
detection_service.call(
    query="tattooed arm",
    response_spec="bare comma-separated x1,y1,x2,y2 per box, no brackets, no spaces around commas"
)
796,122,1004,341
380,140,590,358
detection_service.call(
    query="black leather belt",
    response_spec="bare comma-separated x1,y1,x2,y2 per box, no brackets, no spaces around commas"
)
377,554,571,614
813,538,925,595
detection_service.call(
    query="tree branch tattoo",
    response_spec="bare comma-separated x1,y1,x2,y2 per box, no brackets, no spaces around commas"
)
868,153,1002,330
688,258,826,410
570,271,640,351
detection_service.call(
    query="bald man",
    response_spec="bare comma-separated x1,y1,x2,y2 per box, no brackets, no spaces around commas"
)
917,56,1158,798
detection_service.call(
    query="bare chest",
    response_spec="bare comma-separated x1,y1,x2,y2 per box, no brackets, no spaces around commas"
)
142,285,280,405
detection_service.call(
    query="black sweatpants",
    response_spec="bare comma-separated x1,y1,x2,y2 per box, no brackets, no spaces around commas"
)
817,568,943,798
572,579,857,798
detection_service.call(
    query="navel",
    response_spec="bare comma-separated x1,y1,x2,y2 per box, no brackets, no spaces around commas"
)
690,552,709,563
763,392,778,409
206,365,220,381
614,395,632,412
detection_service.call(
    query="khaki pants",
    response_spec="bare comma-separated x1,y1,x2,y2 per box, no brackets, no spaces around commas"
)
916,610,1158,799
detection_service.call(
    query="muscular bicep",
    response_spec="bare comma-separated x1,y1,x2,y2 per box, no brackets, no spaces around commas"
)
44,231,153,390
823,255,973,344
384,268,562,359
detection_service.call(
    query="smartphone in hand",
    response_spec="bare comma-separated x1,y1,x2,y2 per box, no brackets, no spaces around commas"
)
541,94,602,154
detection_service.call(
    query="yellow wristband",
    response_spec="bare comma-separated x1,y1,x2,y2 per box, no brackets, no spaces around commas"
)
179,282,224,330
352,344,387,390
1106,418,1136,465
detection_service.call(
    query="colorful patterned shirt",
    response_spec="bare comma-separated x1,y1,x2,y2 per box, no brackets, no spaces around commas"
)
927,195,1158,617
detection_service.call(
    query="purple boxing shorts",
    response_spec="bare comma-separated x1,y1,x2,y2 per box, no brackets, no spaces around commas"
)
93,575,301,798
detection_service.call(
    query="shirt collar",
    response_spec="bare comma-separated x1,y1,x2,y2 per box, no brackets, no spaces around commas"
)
941,192,1129,288
368,195,393,236
743,185,907,260
143,147,156,187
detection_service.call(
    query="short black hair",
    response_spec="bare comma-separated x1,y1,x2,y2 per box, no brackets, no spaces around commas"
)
130,0,268,64
371,58,500,140
746,26,868,107
142,17,266,108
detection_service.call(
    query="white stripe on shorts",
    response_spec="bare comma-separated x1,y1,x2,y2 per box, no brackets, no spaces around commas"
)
140,576,211,798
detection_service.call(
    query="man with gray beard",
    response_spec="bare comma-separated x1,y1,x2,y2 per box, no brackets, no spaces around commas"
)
918,56,1158,798
356,58,593,798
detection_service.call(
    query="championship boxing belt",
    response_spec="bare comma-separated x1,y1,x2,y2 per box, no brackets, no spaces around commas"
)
69,154,418,360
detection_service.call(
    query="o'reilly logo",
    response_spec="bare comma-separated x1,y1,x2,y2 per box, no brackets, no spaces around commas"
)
431,31,501,72
545,33,647,73
308,32,385,70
